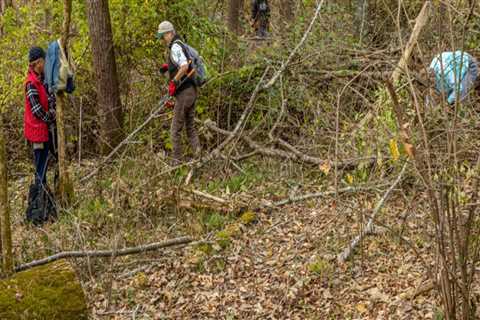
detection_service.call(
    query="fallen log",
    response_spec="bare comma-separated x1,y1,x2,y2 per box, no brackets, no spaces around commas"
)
0,260,89,320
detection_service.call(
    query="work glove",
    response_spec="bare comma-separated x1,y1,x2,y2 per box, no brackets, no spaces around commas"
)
160,64,169,75
169,80,178,96
164,99,175,109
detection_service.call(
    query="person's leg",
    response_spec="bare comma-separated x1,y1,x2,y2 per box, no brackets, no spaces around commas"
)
254,19,261,37
184,88,201,155
47,128,59,189
33,143,49,186
260,16,268,38
171,90,188,162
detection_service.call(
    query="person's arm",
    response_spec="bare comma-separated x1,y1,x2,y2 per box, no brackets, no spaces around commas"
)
26,83,55,124
171,44,189,84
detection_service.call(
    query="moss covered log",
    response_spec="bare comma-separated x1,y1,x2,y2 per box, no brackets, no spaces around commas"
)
0,260,89,320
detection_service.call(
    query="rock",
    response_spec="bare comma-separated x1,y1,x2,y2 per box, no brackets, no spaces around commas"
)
0,260,89,319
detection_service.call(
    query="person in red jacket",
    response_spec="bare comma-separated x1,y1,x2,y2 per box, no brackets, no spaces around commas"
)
24,47,57,187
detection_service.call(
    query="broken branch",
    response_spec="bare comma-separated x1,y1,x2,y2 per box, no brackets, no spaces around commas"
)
337,162,408,263
15,236,193,272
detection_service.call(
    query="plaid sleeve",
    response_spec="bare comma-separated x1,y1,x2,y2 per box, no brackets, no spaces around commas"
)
26,83,52,123
47,90,56,111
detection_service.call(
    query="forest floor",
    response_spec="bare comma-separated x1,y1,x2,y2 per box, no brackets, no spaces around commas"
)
83,196,441,320
7,156,452,320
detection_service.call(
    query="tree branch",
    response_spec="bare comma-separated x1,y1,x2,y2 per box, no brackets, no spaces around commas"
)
15,236,193,272
337,162,408,263
262,0,325,90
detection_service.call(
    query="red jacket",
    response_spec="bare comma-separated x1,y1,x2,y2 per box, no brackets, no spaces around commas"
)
24,70,49,143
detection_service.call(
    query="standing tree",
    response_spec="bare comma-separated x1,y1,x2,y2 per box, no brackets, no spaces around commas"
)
0,114,12,276
0,0,12,36
55,0,74,205
228,0,243,34
280,0,295,25
354,0,369,44
0,0,12,13
0,0,13,275
85,0,123,154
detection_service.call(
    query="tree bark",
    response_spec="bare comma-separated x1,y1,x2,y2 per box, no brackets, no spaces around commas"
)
55,0,74,206
0,0,13,36
354,0,369,43
0,0,12,14
391,1,431,83
85,0,123,154
280,0,295,25
0,260,89,319
228,0,243,34
0,115,12,276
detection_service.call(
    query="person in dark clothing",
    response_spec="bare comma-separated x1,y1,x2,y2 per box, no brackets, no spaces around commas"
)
24,47,57,186
157,21,201,163
251,0,270,38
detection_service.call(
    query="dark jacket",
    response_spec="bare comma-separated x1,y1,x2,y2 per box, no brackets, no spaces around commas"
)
251,0,270,21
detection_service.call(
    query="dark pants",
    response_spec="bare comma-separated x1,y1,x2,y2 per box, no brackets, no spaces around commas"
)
171,86,200,161
254,15,269,38
33,128,57,186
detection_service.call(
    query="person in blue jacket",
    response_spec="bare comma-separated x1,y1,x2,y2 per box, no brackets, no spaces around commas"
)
428,51,479,105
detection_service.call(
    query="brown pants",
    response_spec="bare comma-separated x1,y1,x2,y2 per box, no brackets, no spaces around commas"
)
171,86,200,161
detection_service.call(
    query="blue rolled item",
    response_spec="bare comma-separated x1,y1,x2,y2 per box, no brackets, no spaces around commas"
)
44,40,61,94
429,51,478,105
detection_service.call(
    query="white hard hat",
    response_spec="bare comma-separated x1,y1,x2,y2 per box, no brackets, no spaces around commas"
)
157,21,175,38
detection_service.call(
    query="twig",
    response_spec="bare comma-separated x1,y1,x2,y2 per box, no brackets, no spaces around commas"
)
208,68,269,159
337,162,408,263
204,119,376,169
15,236,193,272
189,189,228,204
80,95,170,182
269,75,286,139
263,0,326,90
263,183,391,209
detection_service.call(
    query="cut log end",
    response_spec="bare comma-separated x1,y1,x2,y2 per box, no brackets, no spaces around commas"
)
0,260,89,320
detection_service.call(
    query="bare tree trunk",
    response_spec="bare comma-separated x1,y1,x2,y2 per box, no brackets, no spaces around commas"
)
85,0,123,154
0,0,12,13
354,0,369,43
0,0,13,36
0,115,12,276
55,0,74,205
280,0,295,25
228,0,242,34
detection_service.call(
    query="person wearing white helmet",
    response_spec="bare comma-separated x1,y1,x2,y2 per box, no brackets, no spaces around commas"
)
157,21,201,162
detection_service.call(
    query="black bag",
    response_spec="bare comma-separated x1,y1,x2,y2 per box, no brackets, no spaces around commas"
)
26,183,57,226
